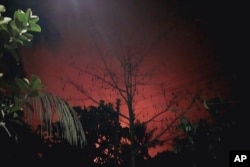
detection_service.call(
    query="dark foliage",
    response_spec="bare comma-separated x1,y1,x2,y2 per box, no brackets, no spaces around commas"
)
0,122,44,166
74,100,122,166
73,100,156,166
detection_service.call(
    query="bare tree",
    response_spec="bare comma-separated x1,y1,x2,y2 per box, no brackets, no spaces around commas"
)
61,2,210,167
63,29,206,167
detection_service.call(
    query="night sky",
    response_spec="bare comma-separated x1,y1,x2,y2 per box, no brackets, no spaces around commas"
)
2,0,250,156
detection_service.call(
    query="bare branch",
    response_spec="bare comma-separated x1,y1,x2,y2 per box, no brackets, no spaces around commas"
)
143,96,176,125
66,78,100,105
147,97,198,145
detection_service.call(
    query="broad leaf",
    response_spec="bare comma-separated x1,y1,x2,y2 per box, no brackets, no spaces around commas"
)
30,75,44,91
15,78,29,94
29,23,41,32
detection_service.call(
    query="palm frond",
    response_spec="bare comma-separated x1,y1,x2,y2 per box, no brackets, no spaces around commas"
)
22,92,87,148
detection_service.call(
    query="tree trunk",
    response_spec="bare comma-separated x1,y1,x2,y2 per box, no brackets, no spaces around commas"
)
128,101,136,167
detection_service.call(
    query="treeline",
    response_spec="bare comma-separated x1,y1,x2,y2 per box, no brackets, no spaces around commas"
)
1,97,236,167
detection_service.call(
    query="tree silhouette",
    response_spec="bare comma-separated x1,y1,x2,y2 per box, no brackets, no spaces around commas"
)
75,100,121,166
72,100,164,167
168,95,240,167
63,15,206,166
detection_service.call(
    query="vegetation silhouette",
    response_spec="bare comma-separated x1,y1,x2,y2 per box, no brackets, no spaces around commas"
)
64,5,208,166
74,100,158,166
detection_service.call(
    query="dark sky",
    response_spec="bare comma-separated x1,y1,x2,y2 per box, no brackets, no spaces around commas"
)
179,1,250,75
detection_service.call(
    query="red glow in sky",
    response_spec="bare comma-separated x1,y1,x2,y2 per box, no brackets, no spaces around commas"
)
19,0,230,157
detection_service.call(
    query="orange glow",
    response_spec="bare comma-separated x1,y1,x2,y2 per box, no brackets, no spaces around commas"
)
20,0,228,157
